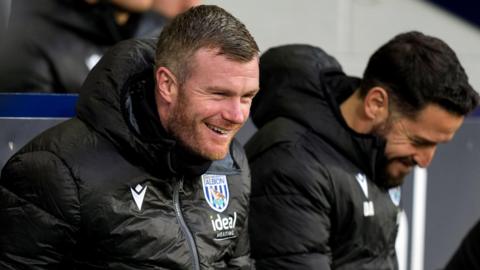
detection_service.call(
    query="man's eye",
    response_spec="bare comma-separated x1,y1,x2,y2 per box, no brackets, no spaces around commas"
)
243,92,257,100
411,140,424,146
241,96,254,103
412,139,435,147
213,92,227,97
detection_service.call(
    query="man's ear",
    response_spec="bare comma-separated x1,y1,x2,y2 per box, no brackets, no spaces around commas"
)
155,67,178,104
364,87,389,123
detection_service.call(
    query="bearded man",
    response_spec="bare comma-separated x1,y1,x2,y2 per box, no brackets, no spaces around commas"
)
246,32,479,270
0,5,259,269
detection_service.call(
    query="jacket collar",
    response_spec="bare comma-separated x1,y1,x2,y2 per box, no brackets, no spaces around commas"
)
320,72,387,183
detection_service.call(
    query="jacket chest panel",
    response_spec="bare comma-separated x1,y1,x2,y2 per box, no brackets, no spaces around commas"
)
78,172,247,267
330,166,400,260
180,172,248,264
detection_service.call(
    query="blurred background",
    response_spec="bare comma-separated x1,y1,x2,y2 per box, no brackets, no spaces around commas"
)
204,0,480,94
1,1,480,270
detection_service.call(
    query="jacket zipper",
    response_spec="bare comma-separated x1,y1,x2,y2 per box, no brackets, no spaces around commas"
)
173,178,200,270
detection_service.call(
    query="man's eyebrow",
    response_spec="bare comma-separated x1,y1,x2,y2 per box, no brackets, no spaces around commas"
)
411,136,437,146
245,88,260,96
207,86,232,93
207,86,260,95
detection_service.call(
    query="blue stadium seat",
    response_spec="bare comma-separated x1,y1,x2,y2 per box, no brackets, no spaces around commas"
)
0,93,78,168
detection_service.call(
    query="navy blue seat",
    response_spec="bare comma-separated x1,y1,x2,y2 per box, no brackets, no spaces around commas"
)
0,93,78,168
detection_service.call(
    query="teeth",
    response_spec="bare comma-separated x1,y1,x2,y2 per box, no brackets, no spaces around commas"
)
207,124,228,135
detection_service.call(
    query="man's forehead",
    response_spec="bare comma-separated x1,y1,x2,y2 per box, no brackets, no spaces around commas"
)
190,48,259,75
192,46,259,63
403,104,464,143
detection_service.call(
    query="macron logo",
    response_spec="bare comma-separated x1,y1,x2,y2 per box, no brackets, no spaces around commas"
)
355,173,368,198
130,184,148,211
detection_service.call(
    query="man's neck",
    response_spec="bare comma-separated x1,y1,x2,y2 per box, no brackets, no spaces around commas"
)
340,90,373,134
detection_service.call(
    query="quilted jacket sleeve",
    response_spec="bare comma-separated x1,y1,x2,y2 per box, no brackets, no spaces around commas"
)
0,151,80,269
248,141,334,270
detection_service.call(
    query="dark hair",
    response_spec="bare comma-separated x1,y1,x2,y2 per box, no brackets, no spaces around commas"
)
360,31,479,117
155,5,259,84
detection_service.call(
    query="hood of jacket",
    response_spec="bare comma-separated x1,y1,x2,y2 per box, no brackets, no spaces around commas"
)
12,0,140,44
76,38,212,178
251,44,387,183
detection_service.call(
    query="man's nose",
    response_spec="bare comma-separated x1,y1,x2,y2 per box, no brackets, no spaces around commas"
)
414,146,437,168
223,98,246,124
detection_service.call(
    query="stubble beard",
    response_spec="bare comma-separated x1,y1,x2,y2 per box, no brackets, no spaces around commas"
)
167,94,230,161
372,116,408,188
379,161,408,188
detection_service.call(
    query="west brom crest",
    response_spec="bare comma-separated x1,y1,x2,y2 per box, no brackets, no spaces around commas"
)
202,174,229,212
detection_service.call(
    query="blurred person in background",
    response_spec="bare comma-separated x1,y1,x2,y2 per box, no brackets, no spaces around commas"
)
135,0,201,38
0,0,154,93
152,0,201,19
0,0,10,42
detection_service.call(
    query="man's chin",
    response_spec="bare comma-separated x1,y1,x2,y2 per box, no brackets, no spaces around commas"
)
382,162,413,188
203,152,228,161
196,147,229,161
384,175,406,188
377,167,409,188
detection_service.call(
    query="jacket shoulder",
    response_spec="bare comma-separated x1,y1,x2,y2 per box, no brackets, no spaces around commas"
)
245,117,308,161
0,120,86,236
248,117,335,202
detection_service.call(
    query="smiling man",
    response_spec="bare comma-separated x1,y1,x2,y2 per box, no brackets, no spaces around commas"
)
156,46,258,161
246,32,478,270
0,5,259,270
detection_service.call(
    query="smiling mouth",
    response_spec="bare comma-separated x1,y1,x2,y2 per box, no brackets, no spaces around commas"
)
206,123,229,135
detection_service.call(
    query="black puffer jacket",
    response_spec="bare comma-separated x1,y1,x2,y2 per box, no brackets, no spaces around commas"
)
445,220,480,270
0,0,145,93
0,39,251,270
246,44,400,270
